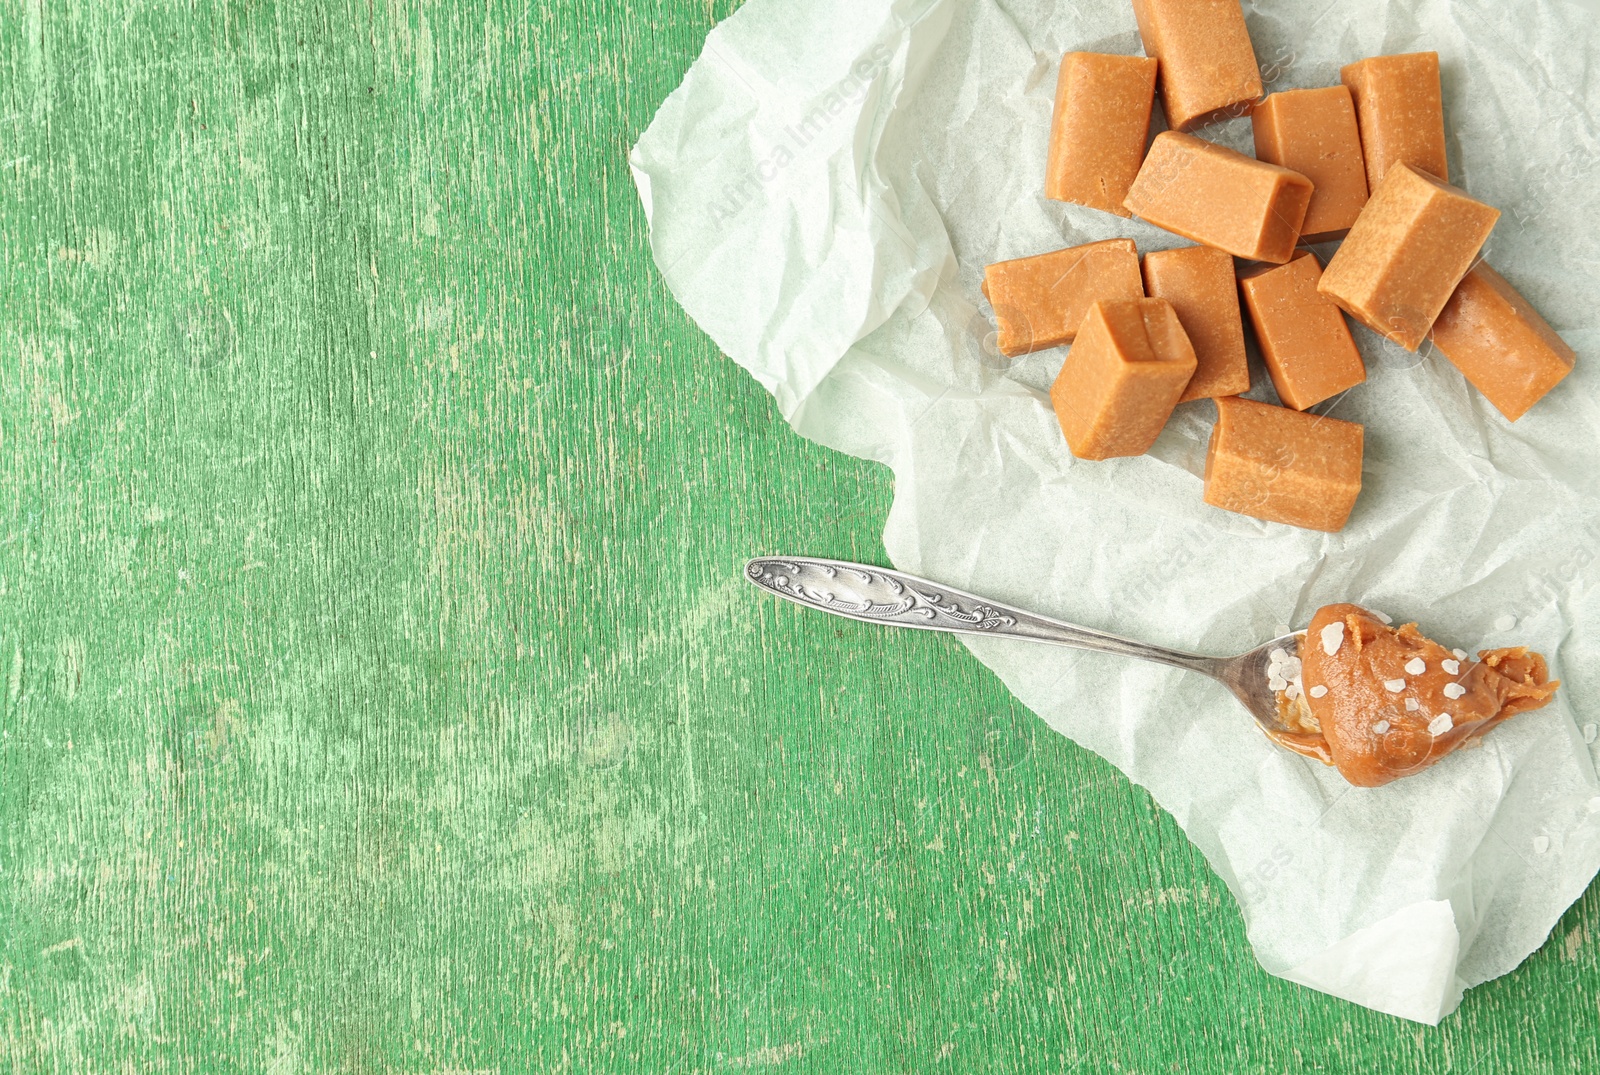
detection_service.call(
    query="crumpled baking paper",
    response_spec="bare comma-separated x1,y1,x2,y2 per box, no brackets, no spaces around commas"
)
631,0,1600,1023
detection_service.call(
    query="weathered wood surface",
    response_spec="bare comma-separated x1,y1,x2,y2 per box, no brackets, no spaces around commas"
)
0,0,1595,1071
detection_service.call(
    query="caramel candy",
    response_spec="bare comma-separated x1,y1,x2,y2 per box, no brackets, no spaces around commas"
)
1341,53,1449,191
1051,299,1198,460
1123,132,1313,264
1046,53,1159,216
1430,263,1576,421
1251,87,1369,242
1318,163,1499,351
1141,246,1250,401
1130,0,1263,132
983,239,1143,357
1303,604,1558,788
1203,397,1364,532
1239,252,1366,411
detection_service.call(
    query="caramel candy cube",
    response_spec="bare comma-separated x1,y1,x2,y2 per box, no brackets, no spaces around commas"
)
1046,53,1159,216
1252,86,1369,242
1318,163,1499,351
983,239,1143,357
1142,246,1250,402
1130,0,1263,132
1240,252,1367,411
1051,299,1199,461
1430,263,1576,421
1204,397,1365,532
1124,132,1313,264
1341,53,1449,191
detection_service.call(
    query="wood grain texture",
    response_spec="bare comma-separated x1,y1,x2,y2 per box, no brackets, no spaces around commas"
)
1,0,1596,1071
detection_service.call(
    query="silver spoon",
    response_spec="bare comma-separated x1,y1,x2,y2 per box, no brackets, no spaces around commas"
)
746,556,1328,763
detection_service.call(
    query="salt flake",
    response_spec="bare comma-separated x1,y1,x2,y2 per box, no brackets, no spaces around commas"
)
1384,679,1406,693
1309,685,1328,699
1320,622,1345,657
1443,683,1467,700
1372,720,1390,734
1405,657,1426,675
1428,714,1454,736
1442,659,1460,675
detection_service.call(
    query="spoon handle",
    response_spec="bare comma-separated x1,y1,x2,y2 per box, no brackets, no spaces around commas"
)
745,557,1214,675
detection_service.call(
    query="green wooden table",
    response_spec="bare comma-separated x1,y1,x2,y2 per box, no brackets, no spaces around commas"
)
1,1,1596,1071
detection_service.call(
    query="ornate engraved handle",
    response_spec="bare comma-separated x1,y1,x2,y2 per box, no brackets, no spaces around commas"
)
744,557,1215,676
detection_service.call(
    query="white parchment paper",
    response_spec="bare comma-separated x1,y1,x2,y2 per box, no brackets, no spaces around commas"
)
631,0,1600,1022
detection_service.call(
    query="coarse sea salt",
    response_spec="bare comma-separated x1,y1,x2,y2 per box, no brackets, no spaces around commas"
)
1320,622,1345,656
1442,659,1460,675
1405,657,1426,675
1452,648,1469,661
1495,615,1517,632
1372,720,1390,734
1584,724,1597,744
1384,679,1407,693
1428,714,1454,736
1533,836,1551,855
1443,683,1467,700
1405,698,1420,712
1309,685,1328,699
1371,610,1393,624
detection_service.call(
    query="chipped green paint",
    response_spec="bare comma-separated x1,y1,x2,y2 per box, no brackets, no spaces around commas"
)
0,1,1596,1072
